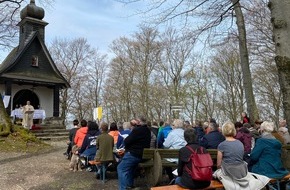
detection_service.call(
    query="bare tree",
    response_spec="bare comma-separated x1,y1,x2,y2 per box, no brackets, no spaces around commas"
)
0,2,19,50
183,67,205,123
107,26,161,120
86,52,107,108
119,0,259,123
105,38,137,121
0,0,54,50
49,38,96,120
158,28,195,119
132,26,161,117
210,42,244,122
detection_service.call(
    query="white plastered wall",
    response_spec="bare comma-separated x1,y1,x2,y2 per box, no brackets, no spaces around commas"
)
1,84,54,118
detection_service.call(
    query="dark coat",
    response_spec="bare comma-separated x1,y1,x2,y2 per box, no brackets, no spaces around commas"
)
177,143,211,189
194,126,205,143
69,127,79,145
199,130,225,149
124,124,151,158
79,129,100,154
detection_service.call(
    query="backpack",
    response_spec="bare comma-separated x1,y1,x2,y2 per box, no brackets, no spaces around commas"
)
184,146,213,181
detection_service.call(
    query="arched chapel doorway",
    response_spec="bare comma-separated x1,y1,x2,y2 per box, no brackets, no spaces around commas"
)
13,89,39,109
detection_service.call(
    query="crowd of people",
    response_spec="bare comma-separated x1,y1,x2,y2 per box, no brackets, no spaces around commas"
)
64,113,290,190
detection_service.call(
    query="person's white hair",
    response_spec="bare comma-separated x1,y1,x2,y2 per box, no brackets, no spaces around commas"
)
123,122,131,130
260,121,274,133
172,119,184,129
278,127,288,133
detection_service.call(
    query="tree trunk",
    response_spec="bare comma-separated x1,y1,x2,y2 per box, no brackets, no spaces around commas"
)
0,93,12,136
269,0,290,125
232,0,259,123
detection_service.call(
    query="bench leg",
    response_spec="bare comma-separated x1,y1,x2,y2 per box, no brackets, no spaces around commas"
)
96,163,109,183
101,164,107,183
267,180,280,190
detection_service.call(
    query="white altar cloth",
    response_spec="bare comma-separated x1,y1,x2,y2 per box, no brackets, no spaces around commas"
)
11,109,46,120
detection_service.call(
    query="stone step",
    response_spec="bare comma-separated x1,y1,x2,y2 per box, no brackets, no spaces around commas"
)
30,129,68,133
39,125,65,130
37,136,68,141
31,117,69,141
33,131,69,137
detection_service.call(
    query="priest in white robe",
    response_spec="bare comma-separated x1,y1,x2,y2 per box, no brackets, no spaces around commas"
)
22,101,34,129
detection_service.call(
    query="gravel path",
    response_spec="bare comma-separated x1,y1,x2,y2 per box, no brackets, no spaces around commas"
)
0,141,121,190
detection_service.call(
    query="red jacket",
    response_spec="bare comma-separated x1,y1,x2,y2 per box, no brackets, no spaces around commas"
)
109,130,120,144
74,127,88,147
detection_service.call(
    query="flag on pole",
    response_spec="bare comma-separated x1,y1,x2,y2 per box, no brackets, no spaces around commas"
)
97,106,102,120
2,95,10,108
93,106,103,121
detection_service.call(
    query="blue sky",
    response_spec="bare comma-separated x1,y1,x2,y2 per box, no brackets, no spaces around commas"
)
45,0,143,54
0,0,144,62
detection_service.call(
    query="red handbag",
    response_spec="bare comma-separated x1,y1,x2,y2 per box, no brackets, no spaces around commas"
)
184,146,213,181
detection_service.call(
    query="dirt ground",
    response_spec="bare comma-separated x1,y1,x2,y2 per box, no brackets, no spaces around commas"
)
0,141,152,190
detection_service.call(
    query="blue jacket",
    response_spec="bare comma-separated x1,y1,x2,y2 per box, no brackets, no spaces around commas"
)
250,137,289,179
199,130,225,149
157,125,172,148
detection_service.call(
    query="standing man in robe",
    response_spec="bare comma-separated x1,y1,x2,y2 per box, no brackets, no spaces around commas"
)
22,101,34,129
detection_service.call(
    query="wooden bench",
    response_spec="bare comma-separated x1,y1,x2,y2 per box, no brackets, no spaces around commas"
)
139,149,217,168
146,146,290,189
151,174,290,190
267,173,290,190
267,145,290,190
150,180,224,190
138,148,218,187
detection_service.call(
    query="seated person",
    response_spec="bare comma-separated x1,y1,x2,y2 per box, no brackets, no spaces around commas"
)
194,120,205,143
150,121,159,137
116,122,131,149
79,121,100,169
74,119,88,148
250,121,289,179
108,122,120,149
94,122,114,162
117,116,151,190
235,123,252,164
163,119,187,154
175,128,211,189
148,121,157,148
157,121,172,148
278,120,290,144
214,121,270,189
163,119,187,181
200,122,225,149
64,119,80,159
93,122,114,177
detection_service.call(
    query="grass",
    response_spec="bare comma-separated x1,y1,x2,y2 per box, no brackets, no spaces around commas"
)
0,125,51,153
